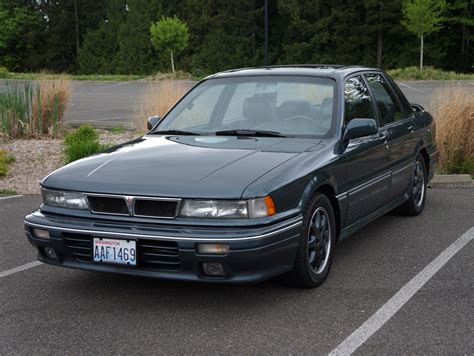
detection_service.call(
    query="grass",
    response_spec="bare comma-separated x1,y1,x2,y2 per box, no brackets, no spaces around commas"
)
388,67,474,81
0,149,15,177
0,77,71,139
109,126,125,134
2,70,198,82
0,188,17,196
432,86,474,175
4,72,145,81
64,125,109,163
134,80,188,130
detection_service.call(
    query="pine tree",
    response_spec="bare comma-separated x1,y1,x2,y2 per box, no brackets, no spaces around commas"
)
114,1,159,74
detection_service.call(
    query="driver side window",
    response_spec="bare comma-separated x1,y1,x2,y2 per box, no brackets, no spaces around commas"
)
344,76,376,125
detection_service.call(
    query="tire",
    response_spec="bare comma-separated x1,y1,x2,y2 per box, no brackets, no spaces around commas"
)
396,153,427,216
283,192,336,288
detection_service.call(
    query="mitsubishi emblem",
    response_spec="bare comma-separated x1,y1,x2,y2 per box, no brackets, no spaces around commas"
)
124,196,134,215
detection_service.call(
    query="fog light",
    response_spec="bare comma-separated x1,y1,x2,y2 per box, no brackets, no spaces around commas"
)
44,247,58,260
197,243,229,255
32,228,50,240
202,262,225,276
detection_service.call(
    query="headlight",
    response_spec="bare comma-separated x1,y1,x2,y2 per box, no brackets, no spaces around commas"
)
42,189,88,210
180,197,275,219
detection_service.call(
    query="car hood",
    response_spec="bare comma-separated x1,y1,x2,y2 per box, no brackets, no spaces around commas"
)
43,135,322,199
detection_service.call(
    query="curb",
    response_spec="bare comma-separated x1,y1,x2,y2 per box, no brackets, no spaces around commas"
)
429,174,473,188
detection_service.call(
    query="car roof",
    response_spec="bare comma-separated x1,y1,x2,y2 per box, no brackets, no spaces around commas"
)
206,65,382,80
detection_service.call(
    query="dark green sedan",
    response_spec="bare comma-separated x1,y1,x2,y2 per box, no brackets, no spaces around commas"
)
24,65,438,288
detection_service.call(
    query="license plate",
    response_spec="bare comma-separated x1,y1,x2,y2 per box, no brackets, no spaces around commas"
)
93,238,137,266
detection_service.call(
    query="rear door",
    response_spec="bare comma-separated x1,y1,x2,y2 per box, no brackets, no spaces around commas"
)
343,75,391,226
364,73,417,199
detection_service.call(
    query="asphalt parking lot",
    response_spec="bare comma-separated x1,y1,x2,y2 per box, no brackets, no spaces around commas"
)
1,188,473,354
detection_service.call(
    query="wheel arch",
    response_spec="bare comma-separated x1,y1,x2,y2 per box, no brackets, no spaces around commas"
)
418,147,430,177
300,175,342,242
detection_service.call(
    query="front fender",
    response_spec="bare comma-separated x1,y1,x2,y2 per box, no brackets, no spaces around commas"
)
242,144,346,219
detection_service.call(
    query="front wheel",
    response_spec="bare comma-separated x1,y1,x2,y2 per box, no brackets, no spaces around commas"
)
284,193,336,288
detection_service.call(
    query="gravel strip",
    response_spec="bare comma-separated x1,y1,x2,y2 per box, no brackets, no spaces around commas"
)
0,130,139,194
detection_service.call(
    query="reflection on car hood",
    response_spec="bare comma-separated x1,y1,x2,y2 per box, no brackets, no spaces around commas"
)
43,135,322,198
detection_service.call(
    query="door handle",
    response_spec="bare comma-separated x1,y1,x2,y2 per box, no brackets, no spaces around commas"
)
379,131,389,149
407,125,414,133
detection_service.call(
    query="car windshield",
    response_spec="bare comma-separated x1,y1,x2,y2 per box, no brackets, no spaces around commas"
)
154,76,336,137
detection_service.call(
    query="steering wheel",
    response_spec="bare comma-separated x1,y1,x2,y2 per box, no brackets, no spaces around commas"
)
283,115,326,132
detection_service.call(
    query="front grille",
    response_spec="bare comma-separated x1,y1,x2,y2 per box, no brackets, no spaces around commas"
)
63,233,92,262
85,194,180,219
62,233,180,270
138,240,180,270
87,196,129,215
134,199,178,218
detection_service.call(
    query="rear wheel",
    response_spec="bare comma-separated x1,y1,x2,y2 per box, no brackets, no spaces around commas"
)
284,193,336,288
397,154,427,216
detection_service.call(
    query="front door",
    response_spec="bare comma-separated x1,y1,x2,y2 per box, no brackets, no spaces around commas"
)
343,75,391,226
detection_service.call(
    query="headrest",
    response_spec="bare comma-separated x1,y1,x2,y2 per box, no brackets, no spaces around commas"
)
278,100,312,117
243,96,270,120
320,98,333,116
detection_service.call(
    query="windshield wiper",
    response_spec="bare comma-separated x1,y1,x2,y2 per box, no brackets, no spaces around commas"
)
150,129,202,136
213,129,286,138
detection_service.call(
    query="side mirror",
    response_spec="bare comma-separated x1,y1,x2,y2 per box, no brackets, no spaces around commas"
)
411,103,424,112
345,118,378,140
147,116,161,130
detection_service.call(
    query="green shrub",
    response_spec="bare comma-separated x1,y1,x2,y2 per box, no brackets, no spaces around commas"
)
64,125,107,163
0,188,17,196
64,125,99,146
0,67,8,78
109,126,125,134
0,149,15,177
0,162,7,176
387,66,474,81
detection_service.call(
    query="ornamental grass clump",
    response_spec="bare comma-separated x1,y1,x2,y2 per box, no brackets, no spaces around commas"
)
31,79,71,138
0,77,71,139
432,86,474,175
64,125,107,164
134,80,188,131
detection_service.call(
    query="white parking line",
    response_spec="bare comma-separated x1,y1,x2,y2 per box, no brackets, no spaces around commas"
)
67,106,132,114
0,195,23,200
397,82,426,93
329,226,474,356
90,82,128,91
0,261,42,278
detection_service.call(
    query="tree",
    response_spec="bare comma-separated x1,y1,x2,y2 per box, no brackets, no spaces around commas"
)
150,16,189,72
0,1,42,71
364,0,402,68
446,0,473,71
78,0,127,74
401,0,446,69
114,1,159,75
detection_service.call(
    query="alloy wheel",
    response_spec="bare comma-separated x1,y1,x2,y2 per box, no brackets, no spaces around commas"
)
413,161,425,207
307,206,332,274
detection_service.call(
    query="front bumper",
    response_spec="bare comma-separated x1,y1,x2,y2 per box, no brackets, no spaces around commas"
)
24,210,302,283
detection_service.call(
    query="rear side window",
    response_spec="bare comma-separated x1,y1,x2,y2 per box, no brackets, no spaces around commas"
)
365,73,403,126
344,75,376,124
385,75,413,117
